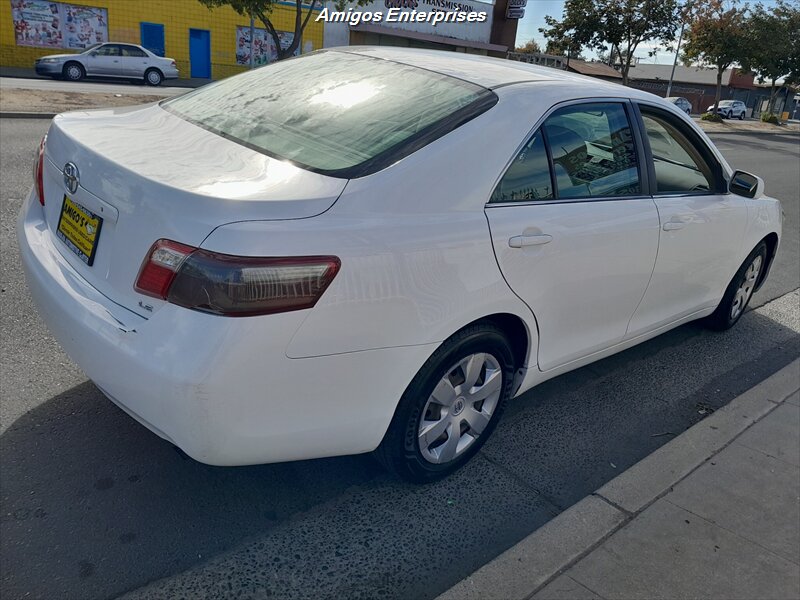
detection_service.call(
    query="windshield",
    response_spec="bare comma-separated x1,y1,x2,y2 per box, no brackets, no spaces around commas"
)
82,43,102,53
162,51,496,178
718,100,734,106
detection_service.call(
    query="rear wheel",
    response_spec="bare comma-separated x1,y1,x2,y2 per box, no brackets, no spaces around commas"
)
705,242,767,331
145,68,163,86
739,111,745,120
63,62,84,82
375,323,516,483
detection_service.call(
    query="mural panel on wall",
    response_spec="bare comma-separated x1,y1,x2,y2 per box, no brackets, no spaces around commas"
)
10,0,108,49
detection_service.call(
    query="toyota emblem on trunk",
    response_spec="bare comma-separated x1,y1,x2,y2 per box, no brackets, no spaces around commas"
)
63,162,79,194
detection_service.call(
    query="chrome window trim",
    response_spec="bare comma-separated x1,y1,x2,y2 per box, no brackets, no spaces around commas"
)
486,194,654,209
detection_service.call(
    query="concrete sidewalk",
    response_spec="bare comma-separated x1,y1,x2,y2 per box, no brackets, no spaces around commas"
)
439,359,800,600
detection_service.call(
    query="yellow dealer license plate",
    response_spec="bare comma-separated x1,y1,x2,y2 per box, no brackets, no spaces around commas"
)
56,196,103,266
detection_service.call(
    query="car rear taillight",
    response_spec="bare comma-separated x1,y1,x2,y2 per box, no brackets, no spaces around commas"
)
135,239,340,317
32,135,46,205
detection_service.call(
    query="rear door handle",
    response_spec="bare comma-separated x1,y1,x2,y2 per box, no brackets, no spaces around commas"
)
509,234,553,248
662,216,691,231
662,222,685,231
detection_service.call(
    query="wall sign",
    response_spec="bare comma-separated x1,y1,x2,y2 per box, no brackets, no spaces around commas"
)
235,25,298,65
10,0,108,49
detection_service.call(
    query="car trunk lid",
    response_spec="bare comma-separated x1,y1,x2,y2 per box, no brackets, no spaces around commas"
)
41,103,347,318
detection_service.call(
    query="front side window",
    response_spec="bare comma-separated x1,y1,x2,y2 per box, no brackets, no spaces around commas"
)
490,132,553,203
162,51,496,177
543,103,640,199
95,44,119,57
640,111,715,193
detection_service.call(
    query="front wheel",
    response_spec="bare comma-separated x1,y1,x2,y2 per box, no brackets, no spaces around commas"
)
375,323,516,483
63,62,84,82
705,242,767,331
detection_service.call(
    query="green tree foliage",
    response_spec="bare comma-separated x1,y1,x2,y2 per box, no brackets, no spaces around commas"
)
682,0,750,113
199,0,367,61
540,0,679,85
540,0,599,61
515,39,542,54
741,1,800,113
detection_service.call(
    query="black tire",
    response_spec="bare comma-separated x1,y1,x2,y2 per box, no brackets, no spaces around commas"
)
739,111,745,120
62,62,84,82
144,68,163,86
375,323,516,483
705,242,768,331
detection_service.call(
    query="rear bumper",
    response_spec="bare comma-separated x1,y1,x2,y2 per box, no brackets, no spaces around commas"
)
17,191,433,465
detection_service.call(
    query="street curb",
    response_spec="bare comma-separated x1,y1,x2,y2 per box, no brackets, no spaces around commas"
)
702,129,800,136
436,357,800,600
0,111,55,119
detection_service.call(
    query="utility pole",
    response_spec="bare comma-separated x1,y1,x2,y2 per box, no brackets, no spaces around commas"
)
249,14,255,69
667,1,692,97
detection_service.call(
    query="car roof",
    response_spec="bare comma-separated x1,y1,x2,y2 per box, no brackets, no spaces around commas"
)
335,46,635,92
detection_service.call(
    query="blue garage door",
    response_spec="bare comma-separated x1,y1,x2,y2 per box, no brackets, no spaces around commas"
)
140,22,165,57
189,29,211,79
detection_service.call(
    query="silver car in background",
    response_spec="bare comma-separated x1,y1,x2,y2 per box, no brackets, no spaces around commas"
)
666,96,692,115
35,42,178,86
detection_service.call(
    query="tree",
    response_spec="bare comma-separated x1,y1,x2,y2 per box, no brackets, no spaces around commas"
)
682,0,751,113
740,1,800,113
540,0,679,85
515,39,542,54
596,0,679,84
200,0,365,61
540,0,599,64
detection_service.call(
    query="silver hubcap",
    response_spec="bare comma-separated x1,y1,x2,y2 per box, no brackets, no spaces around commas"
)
67,66,81,79
730,255,762,320
418,353,503,464
147,71,160,84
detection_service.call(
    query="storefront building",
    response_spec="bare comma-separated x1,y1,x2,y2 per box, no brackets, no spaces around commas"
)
2,0,324,79
322,0,518,57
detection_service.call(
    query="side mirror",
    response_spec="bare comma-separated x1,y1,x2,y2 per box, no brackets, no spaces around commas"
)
729,170,764,199
89,51,97,56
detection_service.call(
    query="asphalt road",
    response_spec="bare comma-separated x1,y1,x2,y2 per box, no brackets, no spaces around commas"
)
0,76,189,97
1,121,798,600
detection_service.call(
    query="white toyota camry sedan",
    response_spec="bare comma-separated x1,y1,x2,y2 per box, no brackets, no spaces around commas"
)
19,48,782,482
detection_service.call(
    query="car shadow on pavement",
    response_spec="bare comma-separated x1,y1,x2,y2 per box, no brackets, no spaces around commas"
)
1,304,799,600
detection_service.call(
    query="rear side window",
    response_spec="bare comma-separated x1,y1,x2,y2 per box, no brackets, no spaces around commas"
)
490,132,553,202
640,111,715,193
162,51,496,178
544,103,640,199
121,45,147,57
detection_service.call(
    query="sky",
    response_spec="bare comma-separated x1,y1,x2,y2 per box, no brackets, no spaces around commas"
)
512,0,782,65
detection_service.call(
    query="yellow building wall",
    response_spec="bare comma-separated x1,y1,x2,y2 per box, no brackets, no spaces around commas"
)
1,0,323,79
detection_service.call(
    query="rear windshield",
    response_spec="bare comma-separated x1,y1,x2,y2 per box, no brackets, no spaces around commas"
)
161,51,496,178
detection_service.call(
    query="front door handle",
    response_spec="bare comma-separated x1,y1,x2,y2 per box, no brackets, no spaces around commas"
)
509,234,553,248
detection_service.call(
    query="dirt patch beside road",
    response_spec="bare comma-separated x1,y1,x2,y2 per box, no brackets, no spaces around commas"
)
694,117,800,134
0,88,167,114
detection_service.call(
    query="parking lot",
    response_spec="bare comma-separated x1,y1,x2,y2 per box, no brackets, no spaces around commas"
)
1,119,798,600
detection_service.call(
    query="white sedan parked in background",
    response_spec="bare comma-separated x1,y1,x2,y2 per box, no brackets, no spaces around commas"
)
19,48,782,482
35,42,178,86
